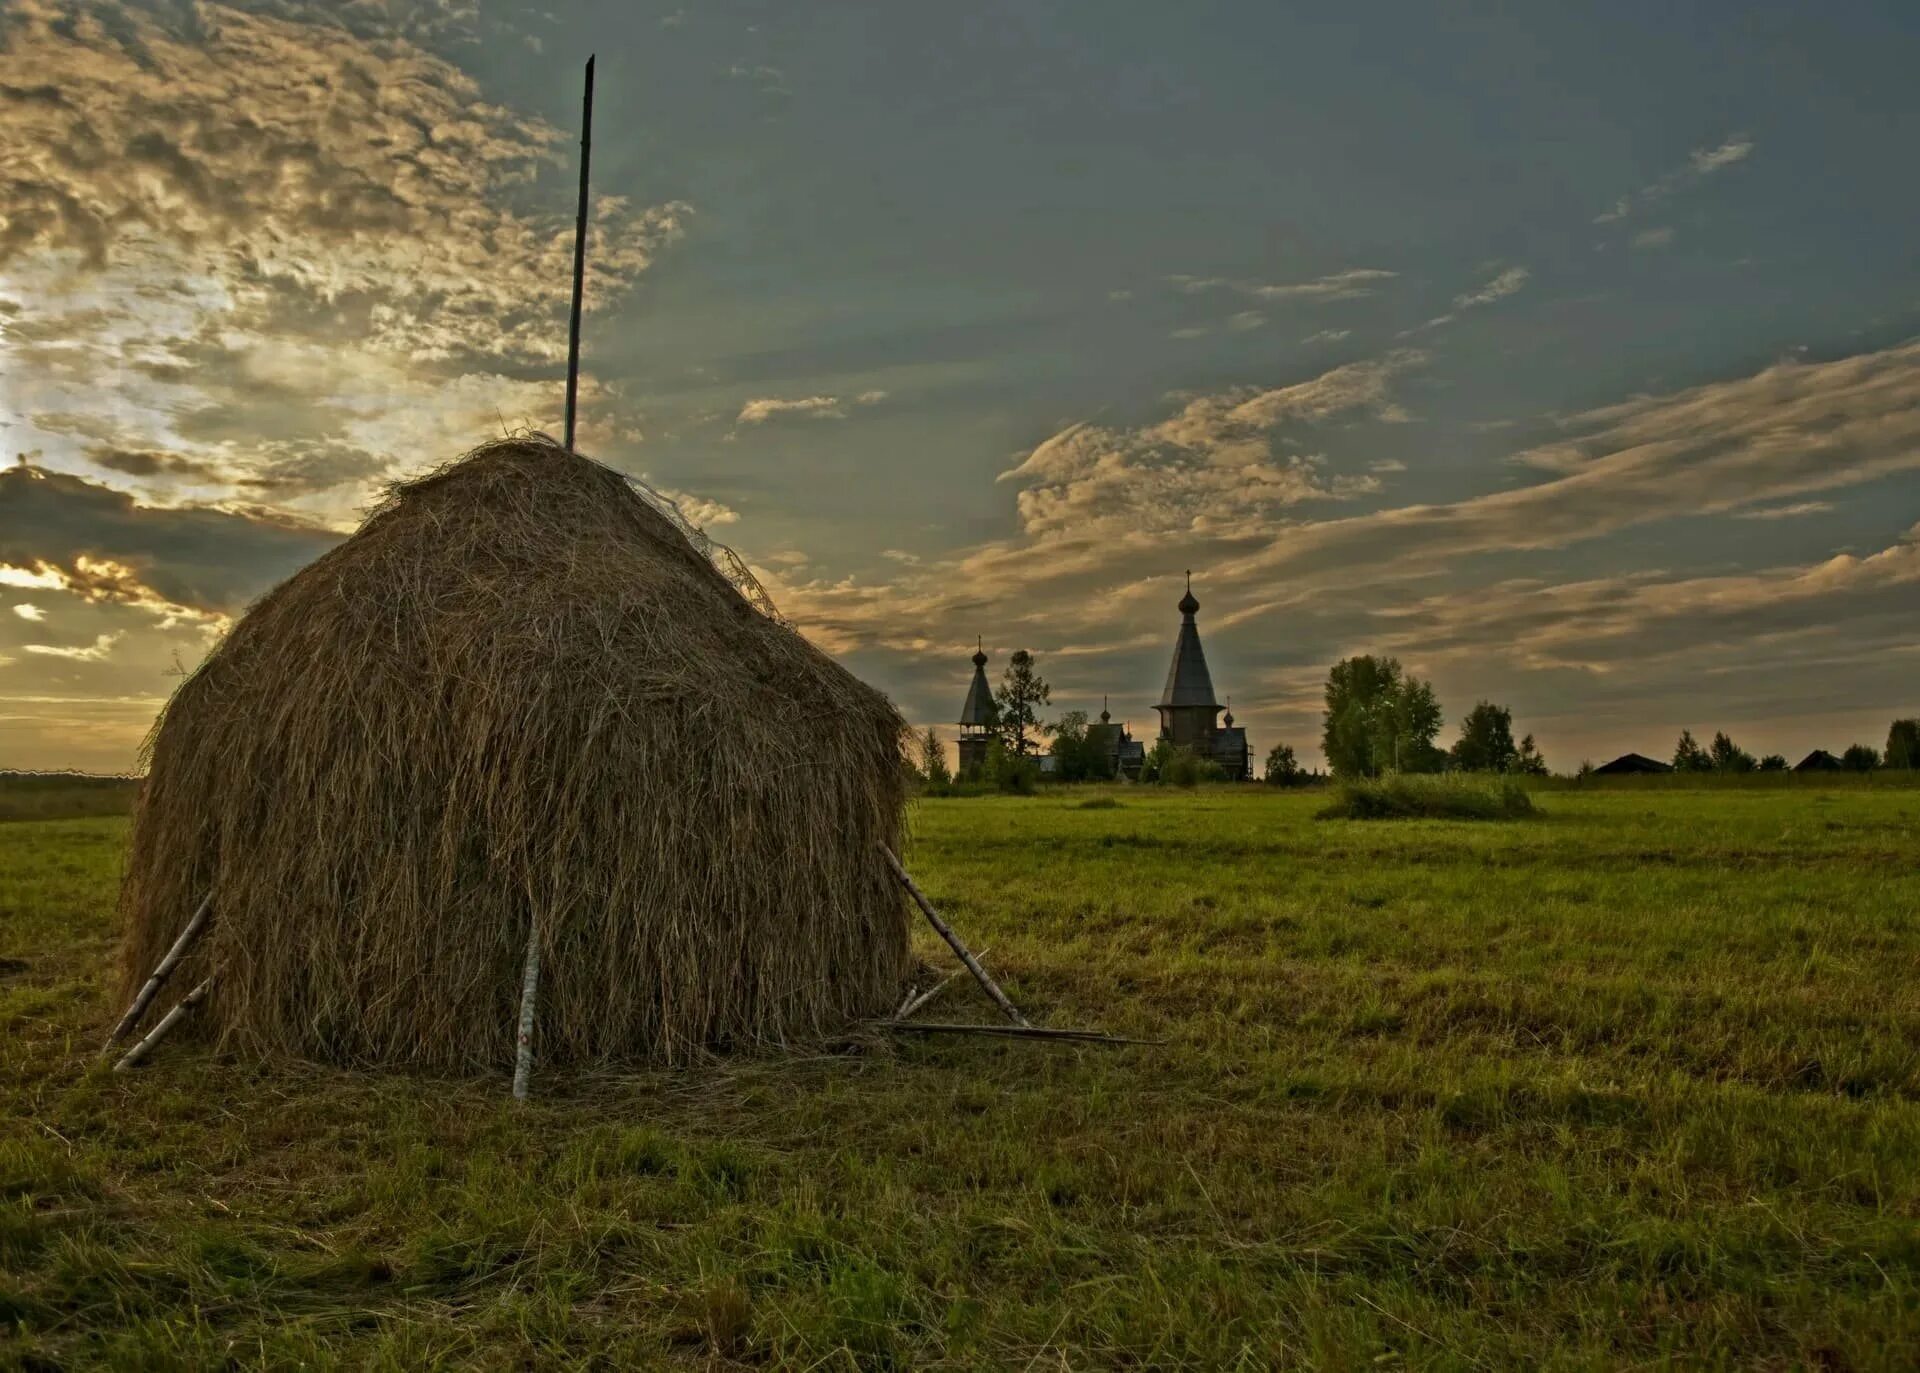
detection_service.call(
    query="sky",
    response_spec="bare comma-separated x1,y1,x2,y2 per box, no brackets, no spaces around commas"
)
2,0,1918,774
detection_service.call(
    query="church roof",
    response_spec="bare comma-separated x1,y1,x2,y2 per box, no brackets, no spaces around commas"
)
959,644,995,726
1158,574,1220,710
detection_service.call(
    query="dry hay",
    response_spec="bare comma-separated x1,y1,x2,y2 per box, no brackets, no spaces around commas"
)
118,436,910,1070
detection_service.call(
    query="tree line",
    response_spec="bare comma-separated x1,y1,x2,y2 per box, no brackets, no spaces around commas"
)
913,646,1919,788
1665,719,1918,774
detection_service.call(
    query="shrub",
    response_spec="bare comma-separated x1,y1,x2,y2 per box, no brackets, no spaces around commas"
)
1318,774,1538,821
1161,747,1226,788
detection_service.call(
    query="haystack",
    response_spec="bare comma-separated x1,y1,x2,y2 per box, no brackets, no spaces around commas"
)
117,436,911,1071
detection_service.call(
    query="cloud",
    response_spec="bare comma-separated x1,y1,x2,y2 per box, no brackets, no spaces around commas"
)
1735,501,1834,521
0,461,338,618
23,631,121,661
1302,329,1352,345
734,391,887,426
1452,266,1529,310
1171,269,1397,304
1205,340,1920,597
1596,135,1753,224
0,1,688,360
12,604,44,621
0,0,684,536
1632,226,1675,250
994,352,1422,541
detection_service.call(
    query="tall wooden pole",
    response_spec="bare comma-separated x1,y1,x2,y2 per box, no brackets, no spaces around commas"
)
515,56,594,1101
563,54,595,452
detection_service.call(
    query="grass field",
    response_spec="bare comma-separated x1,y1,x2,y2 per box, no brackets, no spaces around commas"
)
3,782,1918,1368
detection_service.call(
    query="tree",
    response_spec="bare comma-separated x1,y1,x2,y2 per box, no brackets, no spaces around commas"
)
1672,729,1711,773
918,727,951,787
1514,734,1549,776
1263,742,1306,786
1886,718,1920,770
993,649,1052,757
1451,701,1518,772
1758,754,1788,772
1709,731,1756,773
1321,655,1444,778
983,737,1038,793
1138,737,1177,784
1841,743,1881,772
1048,709,1109,782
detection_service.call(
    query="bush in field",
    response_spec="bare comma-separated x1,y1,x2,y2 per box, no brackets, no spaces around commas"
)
1759,754,1788,772
1161,748,1227,788
1318,773,1538,821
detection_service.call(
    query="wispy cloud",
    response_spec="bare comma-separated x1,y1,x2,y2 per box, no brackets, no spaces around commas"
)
1735,501,1834,521
12,604,45,622
24,632,122,662
1452,266,1530,310
1596,135,1754,224
734,390,888,427
1171,268,1397,304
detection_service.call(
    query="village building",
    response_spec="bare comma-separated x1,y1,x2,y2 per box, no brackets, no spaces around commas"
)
1593,752,1673,776
953,574,1250,781
955,640,995,776
1153,574,1252,779
1087,698,1146,780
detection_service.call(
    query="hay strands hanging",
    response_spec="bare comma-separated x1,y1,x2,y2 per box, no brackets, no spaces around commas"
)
114,976,214,1072
880,844,1027,1027
104,894,211,1049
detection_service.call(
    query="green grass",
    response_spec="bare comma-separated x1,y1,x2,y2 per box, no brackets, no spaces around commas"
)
1319,772,1538,820
3,782,1919,1367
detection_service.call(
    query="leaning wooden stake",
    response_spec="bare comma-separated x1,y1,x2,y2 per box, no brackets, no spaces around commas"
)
880,845,1028,1027
105,894,212,1049
511,930,541,1101
114,976,213,1072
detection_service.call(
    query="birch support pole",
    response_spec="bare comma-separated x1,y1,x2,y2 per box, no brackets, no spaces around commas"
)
511,930,541,1100
872,1021,1158,1047
113,976,213,1072
880,845,1028,1027
104,894,212,1049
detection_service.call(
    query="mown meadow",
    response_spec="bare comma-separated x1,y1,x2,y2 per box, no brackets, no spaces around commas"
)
3,779,1917,1368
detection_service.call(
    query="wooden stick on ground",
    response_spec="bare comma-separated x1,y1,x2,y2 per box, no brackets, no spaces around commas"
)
880,845,1028,1027
896,947,990,1022
871,1020,1158,1047
105,894,212,1049
113,976,213,1072
511,928,542,1101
